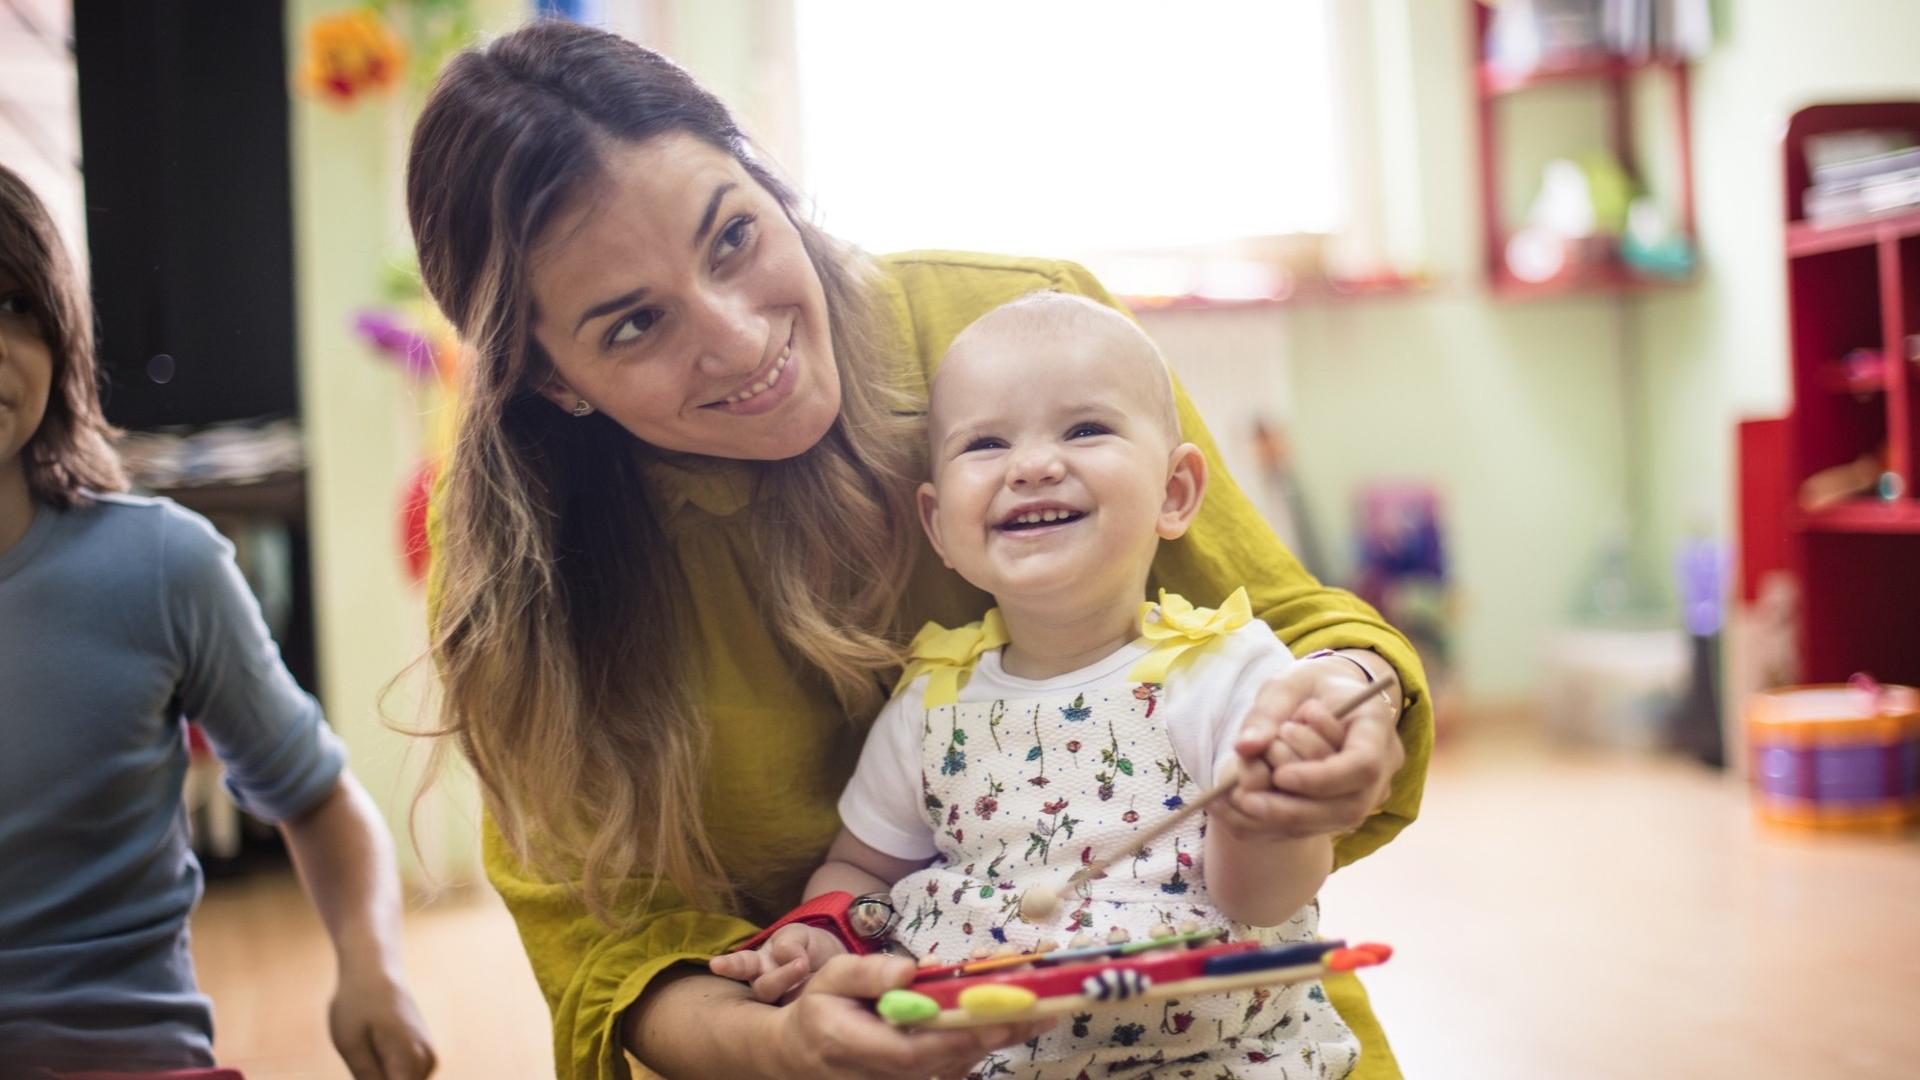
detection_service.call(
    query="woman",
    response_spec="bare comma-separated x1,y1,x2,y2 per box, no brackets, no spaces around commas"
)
408,20,1429,1080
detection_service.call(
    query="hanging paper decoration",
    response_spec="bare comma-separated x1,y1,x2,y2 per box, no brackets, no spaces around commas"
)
300,7,407,106
353,310,438,381
352,256,466,585
325,0,480,581
398,457,438,586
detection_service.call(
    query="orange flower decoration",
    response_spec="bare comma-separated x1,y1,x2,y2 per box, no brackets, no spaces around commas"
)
300,8,406,106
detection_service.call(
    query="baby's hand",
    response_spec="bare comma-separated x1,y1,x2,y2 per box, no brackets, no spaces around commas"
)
1235,706,1346,773
1211,707,1348,841
708,923,849,1004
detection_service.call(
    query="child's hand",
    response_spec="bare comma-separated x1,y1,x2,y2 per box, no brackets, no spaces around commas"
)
708,923,849,1004
1212,706,1348,842
329,962,437,1079
1236,706,1346,771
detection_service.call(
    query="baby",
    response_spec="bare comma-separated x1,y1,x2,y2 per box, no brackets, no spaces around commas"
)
713,292,1362,1078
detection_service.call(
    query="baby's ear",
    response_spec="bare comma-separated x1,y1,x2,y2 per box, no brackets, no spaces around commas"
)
1157,443,1208,540
917,481,953,568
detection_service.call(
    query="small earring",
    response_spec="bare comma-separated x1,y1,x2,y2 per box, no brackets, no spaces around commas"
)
570,399,594,418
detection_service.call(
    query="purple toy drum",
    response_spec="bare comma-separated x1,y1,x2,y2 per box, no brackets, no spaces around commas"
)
1746,683,1920,831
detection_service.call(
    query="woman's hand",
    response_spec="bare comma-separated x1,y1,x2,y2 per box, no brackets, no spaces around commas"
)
708,923,848,1003
1221,654,1405,840
771,953,1051,1080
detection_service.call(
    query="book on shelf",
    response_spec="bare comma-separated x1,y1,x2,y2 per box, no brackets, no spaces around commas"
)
1802,129,1920,224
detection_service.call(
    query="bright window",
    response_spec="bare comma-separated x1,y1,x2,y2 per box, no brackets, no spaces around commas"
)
792,0,1342,265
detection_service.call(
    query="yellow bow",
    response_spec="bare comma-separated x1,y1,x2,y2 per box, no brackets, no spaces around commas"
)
1127,587,1253,684
901,610,1011,708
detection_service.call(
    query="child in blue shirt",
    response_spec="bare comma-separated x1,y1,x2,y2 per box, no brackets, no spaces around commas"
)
0,166,435,1077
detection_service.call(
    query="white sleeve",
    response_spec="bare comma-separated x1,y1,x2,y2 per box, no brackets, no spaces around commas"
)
1163,621,1296,790
836,681,939,861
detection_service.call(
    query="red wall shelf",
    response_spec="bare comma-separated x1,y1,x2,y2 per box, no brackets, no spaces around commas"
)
1478,54,1686,96
1489,259,1690,301
1815,355,1890,396
1784,205,1920,258
1471,4,1697,298
1775,102,1920,685
1794,499,1920,535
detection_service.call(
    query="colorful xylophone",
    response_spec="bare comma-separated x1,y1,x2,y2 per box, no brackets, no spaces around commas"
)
875,928,1391,1030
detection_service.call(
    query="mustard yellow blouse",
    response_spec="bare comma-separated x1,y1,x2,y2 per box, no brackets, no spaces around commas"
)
473,252,1432,1079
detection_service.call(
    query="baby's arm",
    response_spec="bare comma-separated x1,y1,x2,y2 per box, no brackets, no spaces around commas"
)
1205,710,1343,927
707,828,928,1003
1195,631,1352,927
806,826,926,899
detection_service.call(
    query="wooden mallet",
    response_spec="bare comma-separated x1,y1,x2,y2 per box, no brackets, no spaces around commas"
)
1017,670,1398,923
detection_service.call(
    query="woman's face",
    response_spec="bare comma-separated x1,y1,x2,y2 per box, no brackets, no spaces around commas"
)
0,273,53,478
528,133,840,461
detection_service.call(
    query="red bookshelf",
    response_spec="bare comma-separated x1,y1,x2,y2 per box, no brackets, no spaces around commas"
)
1795,499,1920,535
1785,205,1920,258
1779,102,1920,684
1470,6,1697,297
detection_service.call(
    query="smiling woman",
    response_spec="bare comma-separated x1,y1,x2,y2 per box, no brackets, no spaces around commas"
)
526,134,840,460
406,19,1430,1080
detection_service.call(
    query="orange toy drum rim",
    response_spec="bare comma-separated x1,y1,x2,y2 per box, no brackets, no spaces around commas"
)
1754,796,1918,831
1746,683,1920,746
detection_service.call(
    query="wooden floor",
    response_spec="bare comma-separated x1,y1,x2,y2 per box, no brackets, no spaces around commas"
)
192,723,1920,1079
192,875,550,1078
1319,725,1920,1080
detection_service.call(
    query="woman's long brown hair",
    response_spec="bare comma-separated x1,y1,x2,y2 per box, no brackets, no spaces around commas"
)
406,21,916,922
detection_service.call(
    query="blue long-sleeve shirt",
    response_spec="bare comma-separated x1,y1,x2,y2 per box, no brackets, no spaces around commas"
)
0,493,345,1071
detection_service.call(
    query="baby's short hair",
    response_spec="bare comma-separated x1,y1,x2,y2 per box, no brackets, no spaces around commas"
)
939,291,1181,444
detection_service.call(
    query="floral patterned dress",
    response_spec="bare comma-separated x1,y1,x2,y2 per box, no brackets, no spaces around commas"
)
886,604,1359,1079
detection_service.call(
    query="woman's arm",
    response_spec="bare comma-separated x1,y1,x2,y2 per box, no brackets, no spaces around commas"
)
481,818,760,1079
487,818,1038,1080
625,954,1050,1080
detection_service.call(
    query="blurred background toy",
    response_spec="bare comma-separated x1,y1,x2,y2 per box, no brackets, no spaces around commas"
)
1745,679,1920,831
1352,483,1456,727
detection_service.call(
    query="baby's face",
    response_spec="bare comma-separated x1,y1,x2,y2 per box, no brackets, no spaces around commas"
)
919,320,1185,611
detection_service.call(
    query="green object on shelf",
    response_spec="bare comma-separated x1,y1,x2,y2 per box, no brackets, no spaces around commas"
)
877,989,940,1025
1580,151,1635,236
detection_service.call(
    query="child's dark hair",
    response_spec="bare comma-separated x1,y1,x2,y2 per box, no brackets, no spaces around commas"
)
0,164,126,506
